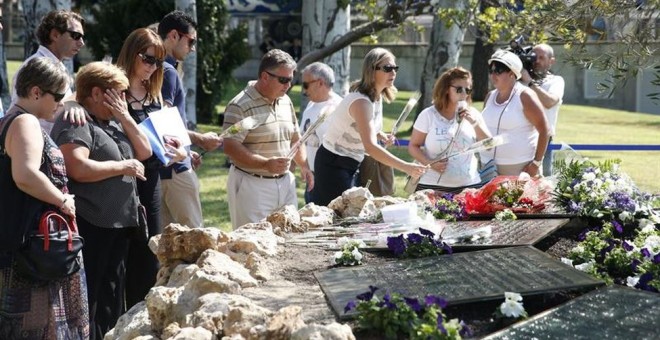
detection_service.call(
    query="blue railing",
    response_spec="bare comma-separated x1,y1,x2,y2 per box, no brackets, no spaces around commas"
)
394,140,660,152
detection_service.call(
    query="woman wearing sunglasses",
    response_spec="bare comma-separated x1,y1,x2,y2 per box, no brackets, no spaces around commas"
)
408,67,491,193
313,47,428,205
480,50,549,177
115,27,186,310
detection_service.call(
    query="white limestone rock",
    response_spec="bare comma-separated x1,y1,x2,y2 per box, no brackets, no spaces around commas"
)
267,205,304,235
298,203,335,228
221,223,282,258
103,302,154,340
266,305,306,339
290,322,356,340
156,224,229,265
196,249,259,288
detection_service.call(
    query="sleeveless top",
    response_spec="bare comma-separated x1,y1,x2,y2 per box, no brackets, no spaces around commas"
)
481,82,537,165
322,92,382,162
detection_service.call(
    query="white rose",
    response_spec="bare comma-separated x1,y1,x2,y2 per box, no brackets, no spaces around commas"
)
351,248,363,262
500,299,525,318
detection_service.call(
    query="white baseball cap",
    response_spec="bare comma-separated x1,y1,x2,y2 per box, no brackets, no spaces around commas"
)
488,49,522,80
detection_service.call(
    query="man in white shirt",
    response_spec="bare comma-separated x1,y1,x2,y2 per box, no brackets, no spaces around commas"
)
299,62,342,202
521,43,565,176
9,10,85,133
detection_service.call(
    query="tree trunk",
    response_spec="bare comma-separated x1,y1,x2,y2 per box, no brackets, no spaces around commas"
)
301,0,351,96
176,0,197,129
417,0,467,116
470,36,493,102
20,0,73,72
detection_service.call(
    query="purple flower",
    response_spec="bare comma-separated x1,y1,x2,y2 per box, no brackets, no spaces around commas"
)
459,322,472,337
641,248,651,258
356,285,379,301
425,295,448,308
404,297,422,312
567,200,581,213
612,220,623,234
387,235,407,256
419,228,435,238
344,300,356,313
631,259,641,271
653,254,660,265
622,241,634,252
382,293,397,309
437,314,446,333
407,233,424,245
637,273,657,292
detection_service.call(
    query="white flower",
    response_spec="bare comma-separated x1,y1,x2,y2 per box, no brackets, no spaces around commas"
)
504,292,523,302
500,299,525,318
337,237,350,247
560,257,574,266
334,251,343,259
351,248,363,262
356,239,367,248
626,276,640,288
575,260,595,272
582,172,596,181
639,219,656,233
572,245,585,255
619,211,632,223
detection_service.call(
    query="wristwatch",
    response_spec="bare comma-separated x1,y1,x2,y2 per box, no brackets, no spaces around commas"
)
531,159,542,168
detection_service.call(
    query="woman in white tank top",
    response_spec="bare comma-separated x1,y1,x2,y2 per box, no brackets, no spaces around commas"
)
480,50,549,177
312,48,428,205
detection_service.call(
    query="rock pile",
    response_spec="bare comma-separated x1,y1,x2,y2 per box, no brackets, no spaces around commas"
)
105,223,355,340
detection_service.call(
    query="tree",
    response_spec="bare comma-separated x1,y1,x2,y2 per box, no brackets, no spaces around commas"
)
20,0,73,71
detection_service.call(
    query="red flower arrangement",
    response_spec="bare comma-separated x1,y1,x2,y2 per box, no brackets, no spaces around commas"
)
455,175,553,214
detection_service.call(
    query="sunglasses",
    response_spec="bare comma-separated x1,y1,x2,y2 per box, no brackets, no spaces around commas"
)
66,30,84,41
302,79,320,90
265,70,293,85
138,53,163,68
42,88,66,102
489,63,509,75
374,65,399,73
178,31,196,48
450,85,473,95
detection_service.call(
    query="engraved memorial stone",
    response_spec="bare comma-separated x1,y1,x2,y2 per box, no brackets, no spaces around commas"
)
441,219,570,250
484,286,660,340
315,246,603,319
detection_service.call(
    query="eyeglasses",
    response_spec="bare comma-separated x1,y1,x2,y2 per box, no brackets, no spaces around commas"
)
302,79,320,90
138,53,163,68
450,85,472,95
265,70,293,85
178,31,196,48
41,88,66,102
489,63,509,75
66,30,84,41
374,65,399,73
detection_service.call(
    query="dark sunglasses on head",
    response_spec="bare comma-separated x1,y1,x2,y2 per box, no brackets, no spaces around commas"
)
178,31,196,48
302,79,320,90
138,53,163,68
450,85,473,95
265,70,292,85
489,63,509,75
41,88,66,102
66,30,84,41
374,65,399,73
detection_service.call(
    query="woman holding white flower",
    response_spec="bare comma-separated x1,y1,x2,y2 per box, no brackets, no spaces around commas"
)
408,67,491,193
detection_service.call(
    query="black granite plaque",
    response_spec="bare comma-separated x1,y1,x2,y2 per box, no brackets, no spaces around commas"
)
315,246,603,319
484,286,660,340
441,219,570,250
468,212,575,220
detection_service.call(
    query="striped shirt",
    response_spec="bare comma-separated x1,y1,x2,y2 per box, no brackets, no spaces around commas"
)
223,83,299,176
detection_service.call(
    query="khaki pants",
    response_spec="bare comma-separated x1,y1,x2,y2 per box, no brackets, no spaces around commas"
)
227,166,297,229
160,169,203,228
358,155,394,196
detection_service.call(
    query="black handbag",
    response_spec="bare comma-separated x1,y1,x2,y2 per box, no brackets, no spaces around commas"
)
15,210,84,281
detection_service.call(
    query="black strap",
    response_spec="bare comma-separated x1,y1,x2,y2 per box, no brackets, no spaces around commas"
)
0,112,24,154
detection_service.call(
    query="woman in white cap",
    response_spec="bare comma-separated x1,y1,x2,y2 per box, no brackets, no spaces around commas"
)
480,49,549,177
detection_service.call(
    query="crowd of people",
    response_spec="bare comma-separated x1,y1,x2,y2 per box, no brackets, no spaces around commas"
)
0,8,564,339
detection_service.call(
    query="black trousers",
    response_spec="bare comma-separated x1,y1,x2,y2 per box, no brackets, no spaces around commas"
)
125,167,161,309
313,145,360,206
77,216,131,340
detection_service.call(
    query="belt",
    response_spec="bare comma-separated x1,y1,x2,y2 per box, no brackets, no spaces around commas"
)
235,166,286,179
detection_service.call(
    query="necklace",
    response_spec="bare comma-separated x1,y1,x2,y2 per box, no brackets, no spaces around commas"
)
14,104,32,115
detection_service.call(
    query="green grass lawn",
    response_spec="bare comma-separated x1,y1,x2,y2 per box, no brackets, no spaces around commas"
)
199,83,659,231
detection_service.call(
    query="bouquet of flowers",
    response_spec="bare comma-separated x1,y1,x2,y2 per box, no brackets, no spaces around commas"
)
344,286,471,339
553,159,655,222
456,175,552,214
387,228,452,258
430,193,467,222
333,237,367,266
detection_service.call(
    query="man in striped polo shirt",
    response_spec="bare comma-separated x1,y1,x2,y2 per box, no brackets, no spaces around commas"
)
223,49,314,229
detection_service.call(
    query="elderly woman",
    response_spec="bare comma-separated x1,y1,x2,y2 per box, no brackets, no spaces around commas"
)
116,27,185,310
408,67,491,193
51,62,151,340
0,57,89,338
313,47,428,205
480,50,549,177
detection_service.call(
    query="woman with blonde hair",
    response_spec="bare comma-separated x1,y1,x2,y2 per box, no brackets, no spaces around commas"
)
116,27,185,310
0,57,89,339
408,67,491,193
313,47,427,205
51,61,151,340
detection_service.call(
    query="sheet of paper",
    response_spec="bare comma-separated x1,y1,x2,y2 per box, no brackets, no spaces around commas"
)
138,117,170,165
147,107,192,147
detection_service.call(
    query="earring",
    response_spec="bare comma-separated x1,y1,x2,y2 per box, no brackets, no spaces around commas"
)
36,96,39,100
